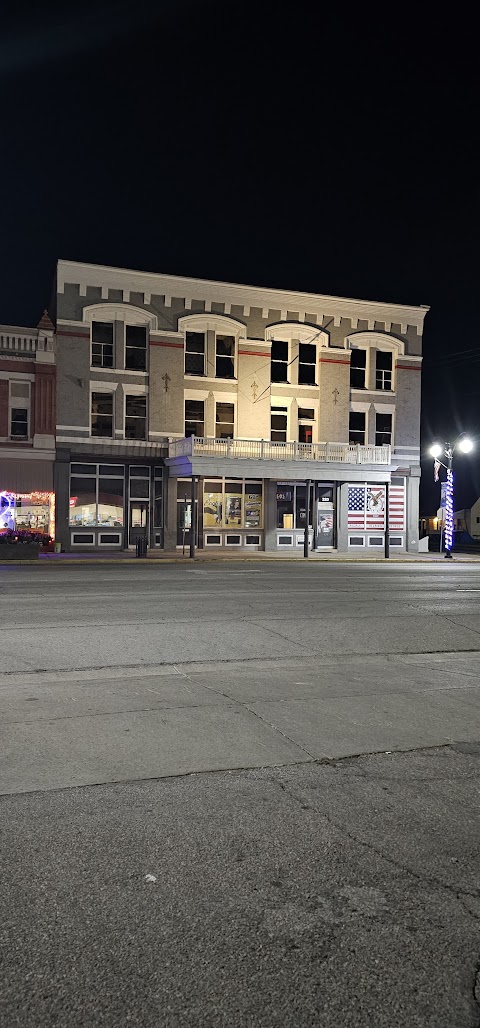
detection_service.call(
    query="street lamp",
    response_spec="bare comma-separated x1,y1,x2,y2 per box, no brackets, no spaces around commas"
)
429,435,474,558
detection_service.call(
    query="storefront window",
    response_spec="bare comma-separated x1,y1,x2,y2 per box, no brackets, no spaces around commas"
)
69,464,124,527
203,479,263,530
203,480,223,527
0,491,54,537
276,483,314,529
276,487,294,528
154,469,163,528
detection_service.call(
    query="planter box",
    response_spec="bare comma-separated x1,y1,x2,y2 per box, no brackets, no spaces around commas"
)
0,544,41,561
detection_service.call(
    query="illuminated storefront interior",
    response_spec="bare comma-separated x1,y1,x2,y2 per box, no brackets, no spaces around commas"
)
0,491,55,539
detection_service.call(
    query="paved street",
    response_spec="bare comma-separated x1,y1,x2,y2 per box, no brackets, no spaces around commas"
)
1,562,480,1026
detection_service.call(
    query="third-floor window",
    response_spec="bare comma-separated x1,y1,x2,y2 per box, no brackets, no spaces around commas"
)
125,325,147,371
349,411,366,445
271,340,289,383
185,332,205,376
215,402,234,439
125,395,147,440
350,349,366,388
91,321,114,368
376,350,393,390
185,399,205,437
298,343,316,385
91,392,113,437
271,405,288,442
375,413,392,446
216,335,235,379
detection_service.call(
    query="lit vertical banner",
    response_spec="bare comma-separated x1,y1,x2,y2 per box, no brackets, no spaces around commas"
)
444,468,454,552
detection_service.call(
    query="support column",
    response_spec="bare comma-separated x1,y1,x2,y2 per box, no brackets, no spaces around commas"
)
164,476,178,551
54,449,71,552
190,475,197,558
406,470,421,552
337,482,349,554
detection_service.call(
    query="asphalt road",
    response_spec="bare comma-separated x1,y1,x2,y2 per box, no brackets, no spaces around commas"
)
1,562,480,1026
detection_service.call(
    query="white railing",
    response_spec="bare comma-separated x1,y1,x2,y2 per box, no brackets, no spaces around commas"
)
169,436,391,465
0,329,54,355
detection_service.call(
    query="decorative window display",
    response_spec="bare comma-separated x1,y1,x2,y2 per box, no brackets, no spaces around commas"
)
69,463,124,527
0,491,55,538
203,479,263,530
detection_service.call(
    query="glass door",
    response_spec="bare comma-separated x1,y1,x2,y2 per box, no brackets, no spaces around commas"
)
129,501,148,546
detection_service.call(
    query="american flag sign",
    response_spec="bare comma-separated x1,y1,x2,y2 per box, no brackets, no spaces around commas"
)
388,482,405,530
348,485,367,529
347,484,388,531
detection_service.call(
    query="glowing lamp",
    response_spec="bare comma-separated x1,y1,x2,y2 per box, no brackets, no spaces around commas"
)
429,443,443,458
458,437,473,453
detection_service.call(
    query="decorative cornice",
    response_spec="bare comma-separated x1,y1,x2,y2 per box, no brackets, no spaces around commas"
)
57,260,430,333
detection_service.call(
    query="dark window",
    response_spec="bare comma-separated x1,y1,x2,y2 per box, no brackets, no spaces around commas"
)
349,537,365,546
298,343,316,384
278,536,293,545
206,535,221,544
298,407,314,420
271,406,288,442
226,535,241,544
246,535,260,545
91,322,114,368
185,400,204,437
271,340,289,383
216,402,234,438
216,335,235,379
369,536,383,546
98,479,124,525
99,533,121,545
185,332,205,375
349,411,366,445
154,477,163,528
350,349,366,388
125,395,147,439
125,325,147,371
91,392,113,437
375,413,392,446
10,408,28,439
299,424,313,443
72,533,94,544
129,466,150,477
129,479,149,498
376,350,392,390
389,536,403,546
99,464,124,477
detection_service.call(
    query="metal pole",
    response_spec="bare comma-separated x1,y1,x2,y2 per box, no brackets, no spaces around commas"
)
182,495,187,556
384,481,390,559
304,479,311,558
189,476,196,559
445,447,453,558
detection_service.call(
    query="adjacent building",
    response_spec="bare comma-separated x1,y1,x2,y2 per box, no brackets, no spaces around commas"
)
53,259,428,553
0,314,56,539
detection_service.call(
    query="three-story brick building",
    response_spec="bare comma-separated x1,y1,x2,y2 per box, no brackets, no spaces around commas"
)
54,259,428,553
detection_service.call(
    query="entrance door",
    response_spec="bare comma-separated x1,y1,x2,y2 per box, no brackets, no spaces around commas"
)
129,501,148,547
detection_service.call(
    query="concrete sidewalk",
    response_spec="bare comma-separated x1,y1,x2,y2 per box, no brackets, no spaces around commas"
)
2,549,480,565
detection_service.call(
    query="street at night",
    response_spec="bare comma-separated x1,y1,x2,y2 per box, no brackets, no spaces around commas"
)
1,561,480,1026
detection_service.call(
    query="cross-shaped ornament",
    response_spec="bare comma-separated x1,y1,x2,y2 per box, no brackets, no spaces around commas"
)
251,380,258,401
162,373,171,393
332,388,339,405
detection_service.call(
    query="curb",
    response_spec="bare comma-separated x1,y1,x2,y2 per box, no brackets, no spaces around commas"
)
2,555,480,567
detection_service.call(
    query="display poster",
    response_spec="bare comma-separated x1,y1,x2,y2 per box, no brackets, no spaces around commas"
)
317,512,334,547
224,488,242,526
245,490,262,528
203,488,223,527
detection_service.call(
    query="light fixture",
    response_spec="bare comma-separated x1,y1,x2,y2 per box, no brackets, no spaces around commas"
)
458,437,474,453
429,443,443,458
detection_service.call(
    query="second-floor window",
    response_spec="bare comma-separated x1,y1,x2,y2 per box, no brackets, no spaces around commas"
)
271,340,289,383
9,381,30,440
216,402,234,439
376,350,393,390
298,407,315,444
185,332,205,375
91,392,113,437
91,321,114,368
185,400,204,437
298,343,316,385
125,395,147,439
349,411,366,445
375,412,392,446
216,335,235,379
350,349,366,388
271,406,288,442
125,325,147,371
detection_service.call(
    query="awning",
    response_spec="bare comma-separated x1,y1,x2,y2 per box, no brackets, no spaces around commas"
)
0,459,54,493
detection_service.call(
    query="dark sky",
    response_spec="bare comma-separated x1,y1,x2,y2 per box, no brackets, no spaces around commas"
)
1,2,478,513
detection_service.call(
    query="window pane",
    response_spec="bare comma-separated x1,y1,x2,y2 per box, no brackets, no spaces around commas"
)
11,409,28,437
298,408,314,420
125,347,146,370
216,403,234,424
245,483,262,528
298,344,316,385
186,332,205,353
92,393,113,415
299,343,315,364
126,396,146,417
203,481,223,527
69,476,96,526
126,325,147,347
276,486,293,528
98,478,124,525
129,479,149,499
349,411,365,444
271,414,287,430
99,465,124,476
216,335,234,356
376,350,392,370
216,355,235,379
125,418,146,440
376,414,392,432
299,424,312,443
224,481,242,527
185,400,204,437
351,349,366,368
92,322,113,343
271,340,288,362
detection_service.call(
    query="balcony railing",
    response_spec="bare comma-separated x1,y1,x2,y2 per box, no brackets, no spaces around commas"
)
0,328,54,355
169,436,391,465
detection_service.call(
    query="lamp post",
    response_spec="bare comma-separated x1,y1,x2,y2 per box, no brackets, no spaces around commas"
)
429,436,474,558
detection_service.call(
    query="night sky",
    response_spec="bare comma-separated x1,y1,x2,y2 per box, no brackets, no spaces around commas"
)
1,2,478,514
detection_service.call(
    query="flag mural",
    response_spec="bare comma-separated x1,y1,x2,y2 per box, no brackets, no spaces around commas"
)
347,483,405,532
388,482,406,530
347,485,386,530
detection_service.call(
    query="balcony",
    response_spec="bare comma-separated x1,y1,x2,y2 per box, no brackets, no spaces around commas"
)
168,436,391,465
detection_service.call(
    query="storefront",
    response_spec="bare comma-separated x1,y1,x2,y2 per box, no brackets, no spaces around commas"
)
0,490,55,540
275,481,335,550
175,477,264,550
57,456,166,550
